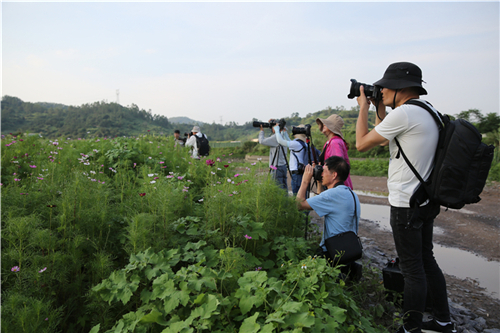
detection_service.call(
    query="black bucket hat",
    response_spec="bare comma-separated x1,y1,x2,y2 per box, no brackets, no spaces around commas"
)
373,62,427,95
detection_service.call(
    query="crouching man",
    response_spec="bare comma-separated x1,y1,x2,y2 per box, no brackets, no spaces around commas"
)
296,156,362,280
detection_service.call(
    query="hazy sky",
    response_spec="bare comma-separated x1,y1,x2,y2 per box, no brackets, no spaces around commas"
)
3,1,499,125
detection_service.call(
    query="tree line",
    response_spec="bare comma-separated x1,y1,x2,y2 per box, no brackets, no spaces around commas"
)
2,95,498,151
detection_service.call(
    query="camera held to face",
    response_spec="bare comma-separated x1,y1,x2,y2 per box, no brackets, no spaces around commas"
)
313,164,323,182
292,124,311,137
347,79,382,100
253,118,286,130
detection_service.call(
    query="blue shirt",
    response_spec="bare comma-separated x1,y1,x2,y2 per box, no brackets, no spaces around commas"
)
306,185,360,252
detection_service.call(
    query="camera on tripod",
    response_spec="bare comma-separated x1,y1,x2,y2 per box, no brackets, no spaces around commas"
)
253,118,286,131
292,124,312,137
347,79,382,100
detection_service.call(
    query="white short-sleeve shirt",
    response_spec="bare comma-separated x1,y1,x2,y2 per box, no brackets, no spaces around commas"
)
374,100,440,207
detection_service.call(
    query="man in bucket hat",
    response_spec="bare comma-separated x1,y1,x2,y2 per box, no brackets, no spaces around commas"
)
355,62,455,333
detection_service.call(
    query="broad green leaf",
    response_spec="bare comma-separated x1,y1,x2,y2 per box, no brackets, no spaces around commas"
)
239,312,261,333
140,310,163,323
89,324,100,333
281,302,303,313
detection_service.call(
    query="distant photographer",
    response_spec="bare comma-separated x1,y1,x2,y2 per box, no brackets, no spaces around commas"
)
256,119,288,191
185,126,210,158
296,156,362,281
273,124,308,195
173,129,185,147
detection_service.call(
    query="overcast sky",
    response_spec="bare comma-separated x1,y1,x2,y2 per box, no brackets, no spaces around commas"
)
3,1,499,125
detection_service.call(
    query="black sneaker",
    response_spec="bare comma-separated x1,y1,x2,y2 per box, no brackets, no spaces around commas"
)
421,319,457,333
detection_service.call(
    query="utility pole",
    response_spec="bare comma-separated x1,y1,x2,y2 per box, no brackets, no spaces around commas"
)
116,89,120,104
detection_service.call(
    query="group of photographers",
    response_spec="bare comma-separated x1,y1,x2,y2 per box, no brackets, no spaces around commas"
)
256,62,454,333
174,126,210,158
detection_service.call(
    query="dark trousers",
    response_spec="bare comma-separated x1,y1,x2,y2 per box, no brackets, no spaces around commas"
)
291,173,303,195
315,248,361,281
271,165,288,191
390,204,450,332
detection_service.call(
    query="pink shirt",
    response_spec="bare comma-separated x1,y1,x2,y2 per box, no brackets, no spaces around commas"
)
322,136,353,190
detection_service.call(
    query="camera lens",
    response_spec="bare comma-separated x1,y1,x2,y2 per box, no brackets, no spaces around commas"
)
347,79,380,99
313,165,323,181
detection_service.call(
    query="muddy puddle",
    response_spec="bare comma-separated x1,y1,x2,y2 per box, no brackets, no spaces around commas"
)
358,197,500,299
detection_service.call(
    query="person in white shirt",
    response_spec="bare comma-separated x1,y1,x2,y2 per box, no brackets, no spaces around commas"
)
185,126,207,159
355,62,454,333
273,124,308,195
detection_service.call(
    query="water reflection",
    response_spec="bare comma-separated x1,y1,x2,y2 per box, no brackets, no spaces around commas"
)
360,203,499,299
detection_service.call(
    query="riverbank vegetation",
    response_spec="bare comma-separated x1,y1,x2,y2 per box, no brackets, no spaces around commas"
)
2,134,403,333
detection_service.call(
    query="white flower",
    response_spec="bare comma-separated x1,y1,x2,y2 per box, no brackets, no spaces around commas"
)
227,179,231,182
217,168,221,171
84,162,90,165
150,180,156,184
198,198,204,202
90,171,96,174
211,172,216,175
148,157,152,159
148,174,154,177
301,265,307,269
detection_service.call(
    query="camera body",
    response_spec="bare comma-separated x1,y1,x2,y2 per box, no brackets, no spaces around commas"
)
347,79,382,100
292,124,311,137
313,164,323,181
184,132,193,137
253,118,286,130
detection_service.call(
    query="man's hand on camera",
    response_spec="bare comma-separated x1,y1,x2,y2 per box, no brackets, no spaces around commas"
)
356,85,371,111
303,164,314,184
260,125,264,131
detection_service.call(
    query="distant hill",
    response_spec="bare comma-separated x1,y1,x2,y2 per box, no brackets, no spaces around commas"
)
169,116,204,125
1,95,169,138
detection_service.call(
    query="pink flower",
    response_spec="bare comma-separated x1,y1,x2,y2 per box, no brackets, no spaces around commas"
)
159,161,164,164
270,165,277,170
38,267,47,273
244,234,252,240
177,176,184,180
234,174,240,177
11,266,20,272
206,159,215,167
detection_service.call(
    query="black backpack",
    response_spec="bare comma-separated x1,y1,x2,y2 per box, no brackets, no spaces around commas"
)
196,134,210,157
396,99,495,210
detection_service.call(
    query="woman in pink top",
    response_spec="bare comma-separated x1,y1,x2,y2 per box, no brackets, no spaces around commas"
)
316,114,353,189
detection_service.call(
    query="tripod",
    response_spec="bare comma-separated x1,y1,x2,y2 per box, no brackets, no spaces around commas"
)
303,134,321,240
268,138,291,192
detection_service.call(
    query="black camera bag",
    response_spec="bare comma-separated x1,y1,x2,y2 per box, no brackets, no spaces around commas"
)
324,188,362,265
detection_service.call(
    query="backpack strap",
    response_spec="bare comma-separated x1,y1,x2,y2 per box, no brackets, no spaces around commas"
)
395,99,444,215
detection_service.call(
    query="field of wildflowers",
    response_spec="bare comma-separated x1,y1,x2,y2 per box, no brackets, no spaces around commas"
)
1,133,393,333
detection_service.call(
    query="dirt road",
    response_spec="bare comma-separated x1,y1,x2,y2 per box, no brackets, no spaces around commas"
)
351,175,500,328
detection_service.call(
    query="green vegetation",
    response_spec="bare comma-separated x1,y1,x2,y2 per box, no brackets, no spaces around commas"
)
2,134,402,333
